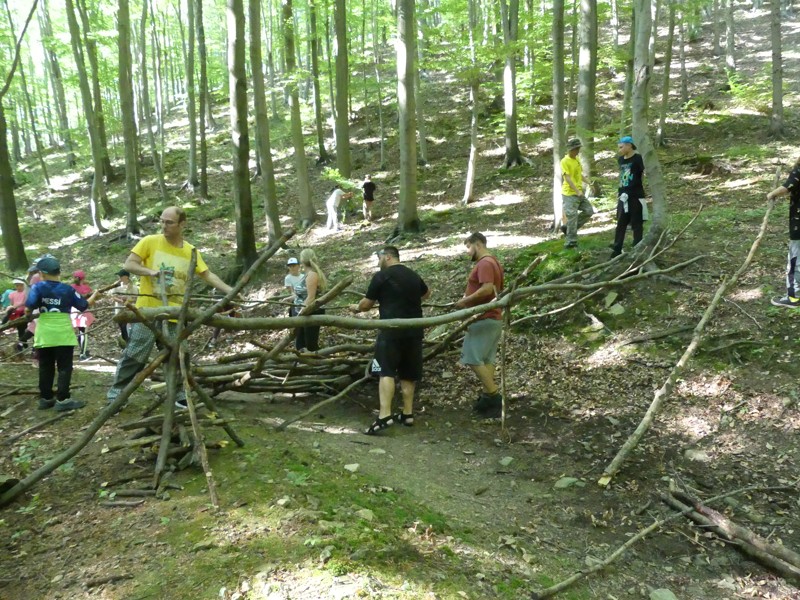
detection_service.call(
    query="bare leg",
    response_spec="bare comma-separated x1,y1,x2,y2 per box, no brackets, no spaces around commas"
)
399,379,415,416
469,364,497,394
378,376,395,418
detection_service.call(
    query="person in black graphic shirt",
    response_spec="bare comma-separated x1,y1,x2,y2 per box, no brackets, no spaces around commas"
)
353,246,430,435
610,136,646,258
767,157,800,308
361,175,377,222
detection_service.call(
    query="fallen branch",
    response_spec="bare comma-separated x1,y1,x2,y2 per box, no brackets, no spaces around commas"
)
618,325,694,347
598,199,776,487
99,500,145,508
85,573,134,587
2,413,70,446
275,373,372,431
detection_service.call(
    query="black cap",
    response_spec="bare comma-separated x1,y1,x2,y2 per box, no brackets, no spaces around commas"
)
116,269,131,277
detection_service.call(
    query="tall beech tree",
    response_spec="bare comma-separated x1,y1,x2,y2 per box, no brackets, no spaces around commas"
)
552,0,567,229
139,0,168,202
769,0,783,136
334,0,351,178
184,0,199,190
284,0,316,227
309,0,330,162
228,0,257,270
196,0,209,197
118,0,138,234
250,0,283,243
576,0,597,180
394,0,420,235
499,0,523,168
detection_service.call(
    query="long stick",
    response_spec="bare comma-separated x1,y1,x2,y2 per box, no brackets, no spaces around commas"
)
0,349,168,507
598,199,777,487
531,480,799,598
179,345,219,509
274,373,372,431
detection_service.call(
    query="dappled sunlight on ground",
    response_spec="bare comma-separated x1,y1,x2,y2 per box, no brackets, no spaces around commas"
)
728,287,764,302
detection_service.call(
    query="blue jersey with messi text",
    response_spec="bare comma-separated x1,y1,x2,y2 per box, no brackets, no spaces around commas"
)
25,280,89,348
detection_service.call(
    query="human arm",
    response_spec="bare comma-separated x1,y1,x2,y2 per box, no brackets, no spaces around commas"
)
123,252,160,278
198,269,234,296
767,186,789,201
356,297,376,312
563,173,582,196
454,282,494,309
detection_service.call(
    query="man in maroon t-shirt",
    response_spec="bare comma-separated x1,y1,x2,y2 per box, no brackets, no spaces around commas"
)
454,232,504,417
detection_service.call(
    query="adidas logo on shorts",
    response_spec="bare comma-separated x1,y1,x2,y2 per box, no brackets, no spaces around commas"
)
370,359,382,374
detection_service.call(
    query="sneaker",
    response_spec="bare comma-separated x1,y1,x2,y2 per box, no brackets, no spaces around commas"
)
38,397,56,410
175,398,188,410
55,399,86,412
15,342,23,352
475,392,502,416
564,242,578,249
609,249,622,259
560,225,567,235
771,296,800,308
79,352,91,361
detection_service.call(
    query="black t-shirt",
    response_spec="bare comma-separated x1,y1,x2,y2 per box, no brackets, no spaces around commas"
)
365,264,428,339
362,181,377,201
783,165,800,240
618,153,645,199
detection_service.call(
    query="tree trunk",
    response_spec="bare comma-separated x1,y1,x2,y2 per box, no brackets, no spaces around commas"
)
283,0,316,227
499,0,523,168
610,0,619,50
552,0,567,229
39,0,75,167
75,0,114,185
395,0,420,235
250,0,283,243
415,0,428,165
196,0,209,197
309,0,330,162
325,3,337,122
0,103,28,270
576,0,597,179
678,10,688,106
140,0,168,202
372,0,386,169
462,0,480,205
619,6,635,135
725,0,736,71
228,0,257,271
118,0,138,235
712,0,722,55
65,0,108,231
184,0,199,189
631,0,666,244
334,0,351,178
656,0,675,146
769,0,783,135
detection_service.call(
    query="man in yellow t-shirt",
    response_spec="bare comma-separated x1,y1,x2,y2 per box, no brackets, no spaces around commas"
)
106,206,234,410
560,138,594,249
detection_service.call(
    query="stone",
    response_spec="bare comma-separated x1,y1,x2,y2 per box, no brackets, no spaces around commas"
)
499,456,514,467
649,589,679,600
554,477,580,489
344,463,360,473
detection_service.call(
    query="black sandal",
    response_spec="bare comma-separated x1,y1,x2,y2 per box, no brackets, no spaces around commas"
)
393,412,414,427
365,415,395,435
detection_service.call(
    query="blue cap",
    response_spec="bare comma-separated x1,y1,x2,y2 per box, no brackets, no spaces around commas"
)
37,257,61,275
619,136,637,149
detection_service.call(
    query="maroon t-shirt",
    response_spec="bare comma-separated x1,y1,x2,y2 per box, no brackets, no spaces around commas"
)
464,255,504,320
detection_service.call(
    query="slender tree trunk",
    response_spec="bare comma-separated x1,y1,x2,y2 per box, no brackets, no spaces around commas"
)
610,0,619,50
118,0,138,234
725,0,736,71
65,0,108,230
39,0,75,167
499,0,523,167
619,6,635,135
656,0,675,146
309,0,330,161
150,4,166,159
228,0,257,270
75,0,114,184
325,4,337,122
196,0,209,197
334,0,351,178
0,103,28,270
140,0,168,202
395,0,419,235
283,0,316,227
565,0,577,125
632,0,666,244
462,0,479,205
184,0,199,189
678,11,688,106
769,0,783,136
577,0,597,180
9,100,21,164
552,0,566,229
712,0,722,55
250,0,283,243
372,0,385,169
415,0,428,165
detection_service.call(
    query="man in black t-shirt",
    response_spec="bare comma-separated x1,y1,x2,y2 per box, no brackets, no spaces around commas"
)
611,136,646,258
766,158,800,308
353,246,430,434
361,175,377,222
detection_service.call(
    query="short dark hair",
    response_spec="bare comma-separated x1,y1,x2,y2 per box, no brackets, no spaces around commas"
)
465,232,487,246
377,245,399,260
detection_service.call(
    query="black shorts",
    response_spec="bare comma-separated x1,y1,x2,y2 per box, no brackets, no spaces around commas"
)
371,335,423,381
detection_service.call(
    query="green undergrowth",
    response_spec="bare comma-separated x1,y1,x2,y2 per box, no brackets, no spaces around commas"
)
126,428,585,600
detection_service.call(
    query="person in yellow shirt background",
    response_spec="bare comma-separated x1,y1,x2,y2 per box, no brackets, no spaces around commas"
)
560,138,594,249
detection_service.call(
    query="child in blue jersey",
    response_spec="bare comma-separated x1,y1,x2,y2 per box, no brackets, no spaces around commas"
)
25,256,100,411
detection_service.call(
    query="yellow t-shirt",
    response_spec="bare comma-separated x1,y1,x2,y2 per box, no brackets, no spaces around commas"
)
560,155,583,196
131,235,209,309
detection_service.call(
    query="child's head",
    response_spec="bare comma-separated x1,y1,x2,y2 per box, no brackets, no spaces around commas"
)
12,278,25,291
72,270,86,284
37,257,61,281
116,269,130,283
286,257,300,275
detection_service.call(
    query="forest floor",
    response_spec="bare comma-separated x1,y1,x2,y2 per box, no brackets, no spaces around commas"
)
2,5,800,600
